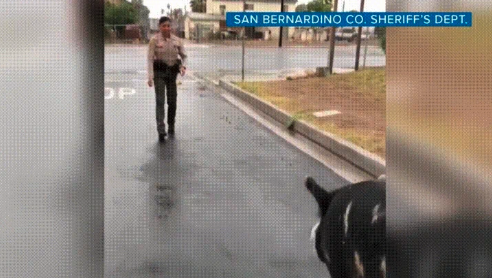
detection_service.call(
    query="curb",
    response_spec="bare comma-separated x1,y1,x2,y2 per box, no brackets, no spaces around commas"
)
192,72,219,86
218,79,386,178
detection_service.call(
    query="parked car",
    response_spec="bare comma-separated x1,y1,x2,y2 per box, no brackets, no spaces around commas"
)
335,27,358,42
220,30,238,40
360,31,374,40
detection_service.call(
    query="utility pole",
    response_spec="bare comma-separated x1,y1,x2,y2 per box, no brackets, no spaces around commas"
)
196,24,199,43
362,27,369,68
279,0,285,47
328,0,339,74
354,0,365,71
242,0,246,81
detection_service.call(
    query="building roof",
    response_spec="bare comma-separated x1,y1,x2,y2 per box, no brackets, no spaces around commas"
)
185,12,225,21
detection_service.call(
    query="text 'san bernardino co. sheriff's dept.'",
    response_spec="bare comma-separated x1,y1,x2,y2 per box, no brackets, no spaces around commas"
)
233,14,345,25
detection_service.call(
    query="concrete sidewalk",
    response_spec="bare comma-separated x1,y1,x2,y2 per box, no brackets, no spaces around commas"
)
193,67,386,178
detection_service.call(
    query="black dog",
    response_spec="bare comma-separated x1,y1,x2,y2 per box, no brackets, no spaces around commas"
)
306,177,386,278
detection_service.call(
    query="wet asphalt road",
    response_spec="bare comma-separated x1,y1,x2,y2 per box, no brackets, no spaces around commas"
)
104,45,352,277
105,43,385,74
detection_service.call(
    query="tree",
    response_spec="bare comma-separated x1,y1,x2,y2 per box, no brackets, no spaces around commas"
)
378,27,386,54
190,0,206,13
104,1,138,25
301,0,332,40
132,0,150,41
374,27,384,37
172,8,185,37
306,0,332,12
105,1,139,40
172,8,184,20
295,4,308,12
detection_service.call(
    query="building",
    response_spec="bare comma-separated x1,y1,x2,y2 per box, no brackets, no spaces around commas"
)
184,0,298,40
183,12,226,40
150,18,159,33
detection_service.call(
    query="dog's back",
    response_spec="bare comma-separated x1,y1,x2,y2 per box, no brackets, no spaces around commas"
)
306,177,386,278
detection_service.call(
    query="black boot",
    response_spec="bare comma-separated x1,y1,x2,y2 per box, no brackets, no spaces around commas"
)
168,125,175,135
159,133,166,142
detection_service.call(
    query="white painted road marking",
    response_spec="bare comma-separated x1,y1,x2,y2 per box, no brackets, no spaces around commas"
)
105,87,115,99
313,110,341,118
104,87,136,99
104,77,198,100
119,88,135,99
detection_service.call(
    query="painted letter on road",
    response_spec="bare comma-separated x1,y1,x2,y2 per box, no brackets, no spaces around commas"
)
105,87,115,99
118,88,136,99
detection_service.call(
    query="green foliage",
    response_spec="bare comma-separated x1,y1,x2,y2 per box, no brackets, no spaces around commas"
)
104,1,138,25
295,4,308,12
306,0,332,12
190,0,206,13
133,0,150,24
286,113,304,130
374,27,384,37
378,27,386,54
207,31,222,40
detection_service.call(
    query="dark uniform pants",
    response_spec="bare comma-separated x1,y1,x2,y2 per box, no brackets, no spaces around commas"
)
154,68,178,135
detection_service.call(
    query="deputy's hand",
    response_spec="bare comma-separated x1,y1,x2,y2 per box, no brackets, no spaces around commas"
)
180,66,186,76
147,79,153,87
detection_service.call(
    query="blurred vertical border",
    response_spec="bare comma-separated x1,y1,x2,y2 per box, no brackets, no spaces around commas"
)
387,0,492,277
0,0,104,277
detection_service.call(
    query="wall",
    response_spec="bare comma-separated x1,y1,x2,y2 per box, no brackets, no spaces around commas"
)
184,17,221,39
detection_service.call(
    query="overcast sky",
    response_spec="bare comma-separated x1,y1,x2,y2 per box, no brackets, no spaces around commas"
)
144,0,386,19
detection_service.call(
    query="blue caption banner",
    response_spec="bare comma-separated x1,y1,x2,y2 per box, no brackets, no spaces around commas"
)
226,12,472,27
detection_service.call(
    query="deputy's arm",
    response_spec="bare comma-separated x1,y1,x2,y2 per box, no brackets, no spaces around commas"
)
147,37,156,81
178,40,187,69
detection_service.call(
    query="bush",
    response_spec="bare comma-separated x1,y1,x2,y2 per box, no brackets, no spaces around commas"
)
378,27,386,54
207,31,221,40
380,35,386,54
104,1,137,25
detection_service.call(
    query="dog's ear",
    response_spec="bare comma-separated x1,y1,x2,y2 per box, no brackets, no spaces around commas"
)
305,177,337,217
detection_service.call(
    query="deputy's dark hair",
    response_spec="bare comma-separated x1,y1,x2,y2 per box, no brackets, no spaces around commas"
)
159,16,171,25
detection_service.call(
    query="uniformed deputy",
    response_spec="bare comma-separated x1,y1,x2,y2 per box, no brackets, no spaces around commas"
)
147,16,187,142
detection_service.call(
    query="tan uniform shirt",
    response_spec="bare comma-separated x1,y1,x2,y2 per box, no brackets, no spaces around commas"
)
147,33,187,80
